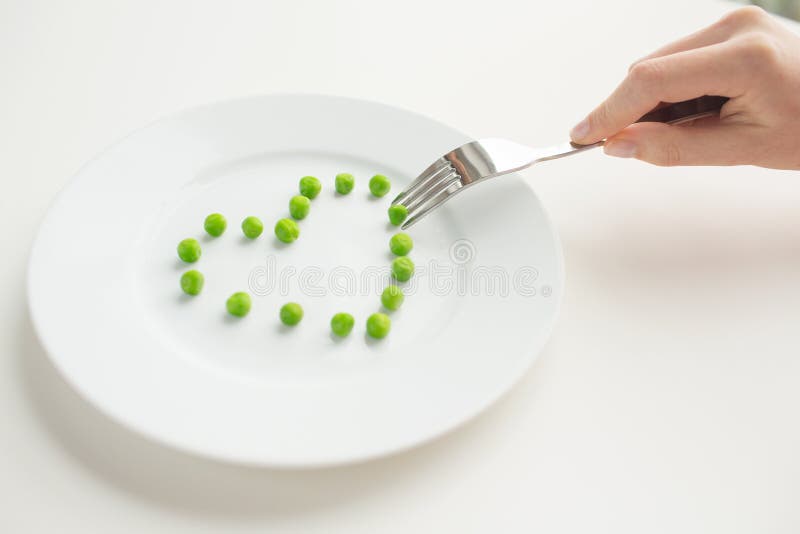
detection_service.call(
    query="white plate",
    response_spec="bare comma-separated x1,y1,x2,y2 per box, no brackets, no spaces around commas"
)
27,94,563,467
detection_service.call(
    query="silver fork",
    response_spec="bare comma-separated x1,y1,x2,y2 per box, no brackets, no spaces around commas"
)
392,95,729,229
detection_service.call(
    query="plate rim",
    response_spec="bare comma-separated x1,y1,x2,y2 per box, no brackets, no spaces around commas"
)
26,93,565,467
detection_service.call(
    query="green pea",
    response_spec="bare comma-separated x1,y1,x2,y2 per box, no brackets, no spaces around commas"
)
226,292,251,317
289,195,311,220
330,312,355,337
299,175,322,199
381,285,405,311
177,238,201,263
366,312,391,339
335,173,355,195
241,216,264,239
389,232,413,256
279,302,304,326
180,270,204,296
274,218,300,243
203,213,227,237
369,174,391,197
387,204,408,226
391,257,415,282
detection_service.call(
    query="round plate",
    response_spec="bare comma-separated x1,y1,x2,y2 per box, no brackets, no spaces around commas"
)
27,94,563,467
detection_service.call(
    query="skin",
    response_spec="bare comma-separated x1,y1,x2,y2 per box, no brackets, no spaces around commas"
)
335,173,355,195
241,216,264,239
366,313,391,339
570,6,800,169
299,176,322,199
381,285,405,311
180,270,204,296
279,302,303,326
226,292,251,317
275,218,300,243
204,213,227,237
289,195,311,220
391,257,415,282
389,233,413,256
369,174,391,197
387,204,408,226
330,312,355,337
177,238,201,263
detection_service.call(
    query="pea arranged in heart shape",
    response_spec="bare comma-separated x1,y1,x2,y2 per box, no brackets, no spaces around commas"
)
175,174,415,340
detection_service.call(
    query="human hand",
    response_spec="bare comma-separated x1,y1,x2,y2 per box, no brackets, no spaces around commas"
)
570,6,800,169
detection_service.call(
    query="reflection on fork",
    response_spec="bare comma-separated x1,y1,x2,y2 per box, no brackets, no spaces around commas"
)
391,95,729,230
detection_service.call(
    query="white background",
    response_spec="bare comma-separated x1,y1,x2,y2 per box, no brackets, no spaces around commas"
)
2,0,799,532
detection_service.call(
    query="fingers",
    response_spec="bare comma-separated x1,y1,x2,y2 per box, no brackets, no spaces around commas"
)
570,6,781,167
631,23,732,68
628,6,770,67
603,121,760,166
570,42,746,144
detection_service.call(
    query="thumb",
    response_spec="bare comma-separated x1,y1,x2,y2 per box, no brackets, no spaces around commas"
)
603,121,758,167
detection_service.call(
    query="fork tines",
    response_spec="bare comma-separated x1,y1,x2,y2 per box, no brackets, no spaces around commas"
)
391,157,463,229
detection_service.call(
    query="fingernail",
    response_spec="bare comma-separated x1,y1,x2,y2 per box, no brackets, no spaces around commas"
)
570,118,590,141
604,139,637,158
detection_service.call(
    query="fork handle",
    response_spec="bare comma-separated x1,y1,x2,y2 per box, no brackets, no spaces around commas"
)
539,95,729,161
636,95,729,125
565,95,729,153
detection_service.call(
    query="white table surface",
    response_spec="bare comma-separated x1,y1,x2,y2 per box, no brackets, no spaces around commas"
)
2,0,799,532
